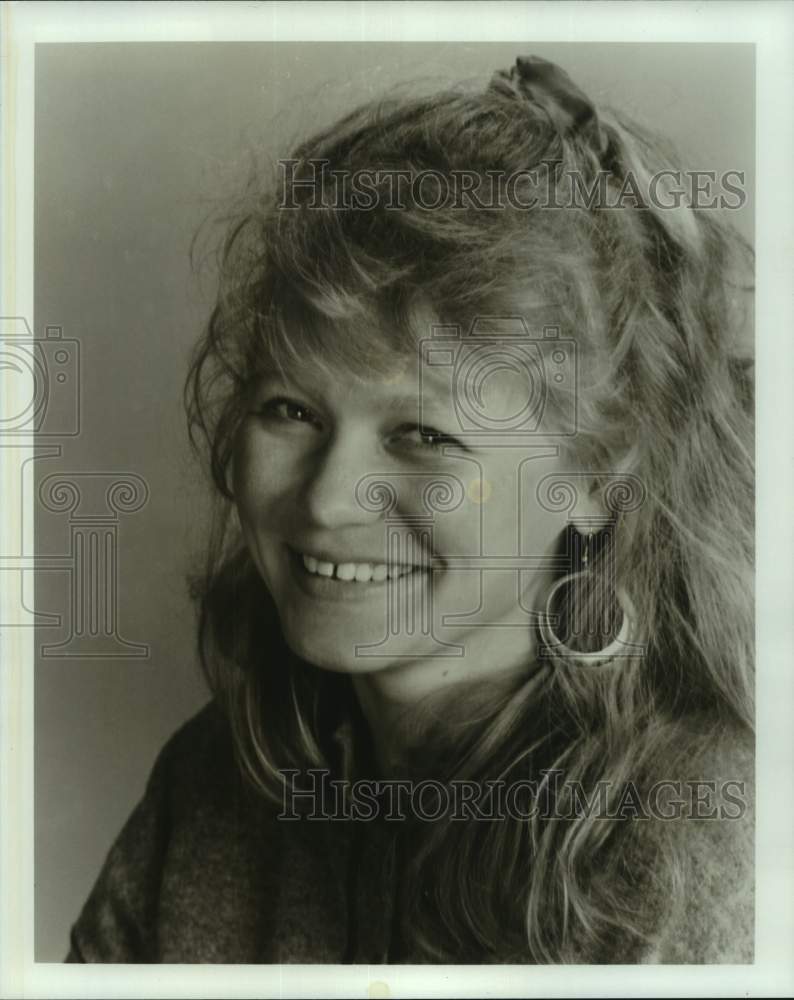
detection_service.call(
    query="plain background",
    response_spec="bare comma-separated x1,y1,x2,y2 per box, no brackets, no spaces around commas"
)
33,41,754,961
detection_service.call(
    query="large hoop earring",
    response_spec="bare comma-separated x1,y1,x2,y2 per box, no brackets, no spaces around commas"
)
539,531,638,665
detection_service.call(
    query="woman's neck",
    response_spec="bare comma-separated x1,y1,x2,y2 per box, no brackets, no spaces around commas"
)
351,652,544,777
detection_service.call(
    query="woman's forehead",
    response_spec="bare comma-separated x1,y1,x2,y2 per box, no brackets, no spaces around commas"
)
265,295,563,392
261,295,558,366
258,337,543,426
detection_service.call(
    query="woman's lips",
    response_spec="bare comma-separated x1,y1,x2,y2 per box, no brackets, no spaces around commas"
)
286,546,429,602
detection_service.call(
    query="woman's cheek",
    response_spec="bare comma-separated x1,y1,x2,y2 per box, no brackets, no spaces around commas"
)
230,421,256,497
233,423,275,493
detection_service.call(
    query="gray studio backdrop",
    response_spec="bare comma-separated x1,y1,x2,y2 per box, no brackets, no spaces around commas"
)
33,41,754,960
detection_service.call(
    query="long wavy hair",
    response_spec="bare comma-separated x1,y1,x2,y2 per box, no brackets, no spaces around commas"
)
185,59,754,962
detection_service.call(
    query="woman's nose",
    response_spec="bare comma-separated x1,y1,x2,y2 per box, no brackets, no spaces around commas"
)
301,431,382,529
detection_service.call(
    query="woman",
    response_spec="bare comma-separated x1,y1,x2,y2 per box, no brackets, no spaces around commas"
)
67,55,754,964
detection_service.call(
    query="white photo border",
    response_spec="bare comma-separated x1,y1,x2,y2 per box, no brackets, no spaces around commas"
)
2,2,792,997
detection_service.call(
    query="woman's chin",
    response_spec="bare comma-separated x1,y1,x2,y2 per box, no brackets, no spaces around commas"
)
280,622,394,675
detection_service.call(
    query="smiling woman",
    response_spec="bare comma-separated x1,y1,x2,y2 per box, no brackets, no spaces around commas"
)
65,52,755,964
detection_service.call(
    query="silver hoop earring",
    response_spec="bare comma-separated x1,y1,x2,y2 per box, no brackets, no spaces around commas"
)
539,532,637,665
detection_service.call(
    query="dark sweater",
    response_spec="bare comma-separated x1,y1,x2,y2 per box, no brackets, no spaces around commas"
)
66,700,754,964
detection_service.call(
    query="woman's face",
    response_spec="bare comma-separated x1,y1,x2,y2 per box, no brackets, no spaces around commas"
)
233,331,580,688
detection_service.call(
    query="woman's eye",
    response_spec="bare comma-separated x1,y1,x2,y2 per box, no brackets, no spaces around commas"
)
256,396,322,429
395,425,465,452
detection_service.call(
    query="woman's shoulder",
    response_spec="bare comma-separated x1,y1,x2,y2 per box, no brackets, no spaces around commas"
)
675,712,754,779
151,698,236,783
629,714,755,963
145,697,283,827
67,698,283,962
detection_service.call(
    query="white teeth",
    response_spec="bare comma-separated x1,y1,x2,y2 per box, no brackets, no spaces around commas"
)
336,562,357,581
299,552,417,583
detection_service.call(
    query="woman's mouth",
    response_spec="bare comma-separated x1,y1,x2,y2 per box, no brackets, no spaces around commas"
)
286,545,428,600
300,552,418,583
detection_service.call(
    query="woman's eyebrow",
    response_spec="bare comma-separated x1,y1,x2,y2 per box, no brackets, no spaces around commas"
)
381,390,454,423
254,370,455,420
253,370,316,395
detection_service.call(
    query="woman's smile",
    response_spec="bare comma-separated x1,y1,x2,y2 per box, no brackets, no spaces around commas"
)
286,543,430,602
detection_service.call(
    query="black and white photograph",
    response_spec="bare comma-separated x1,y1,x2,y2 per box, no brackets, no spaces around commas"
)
1,2,793,997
